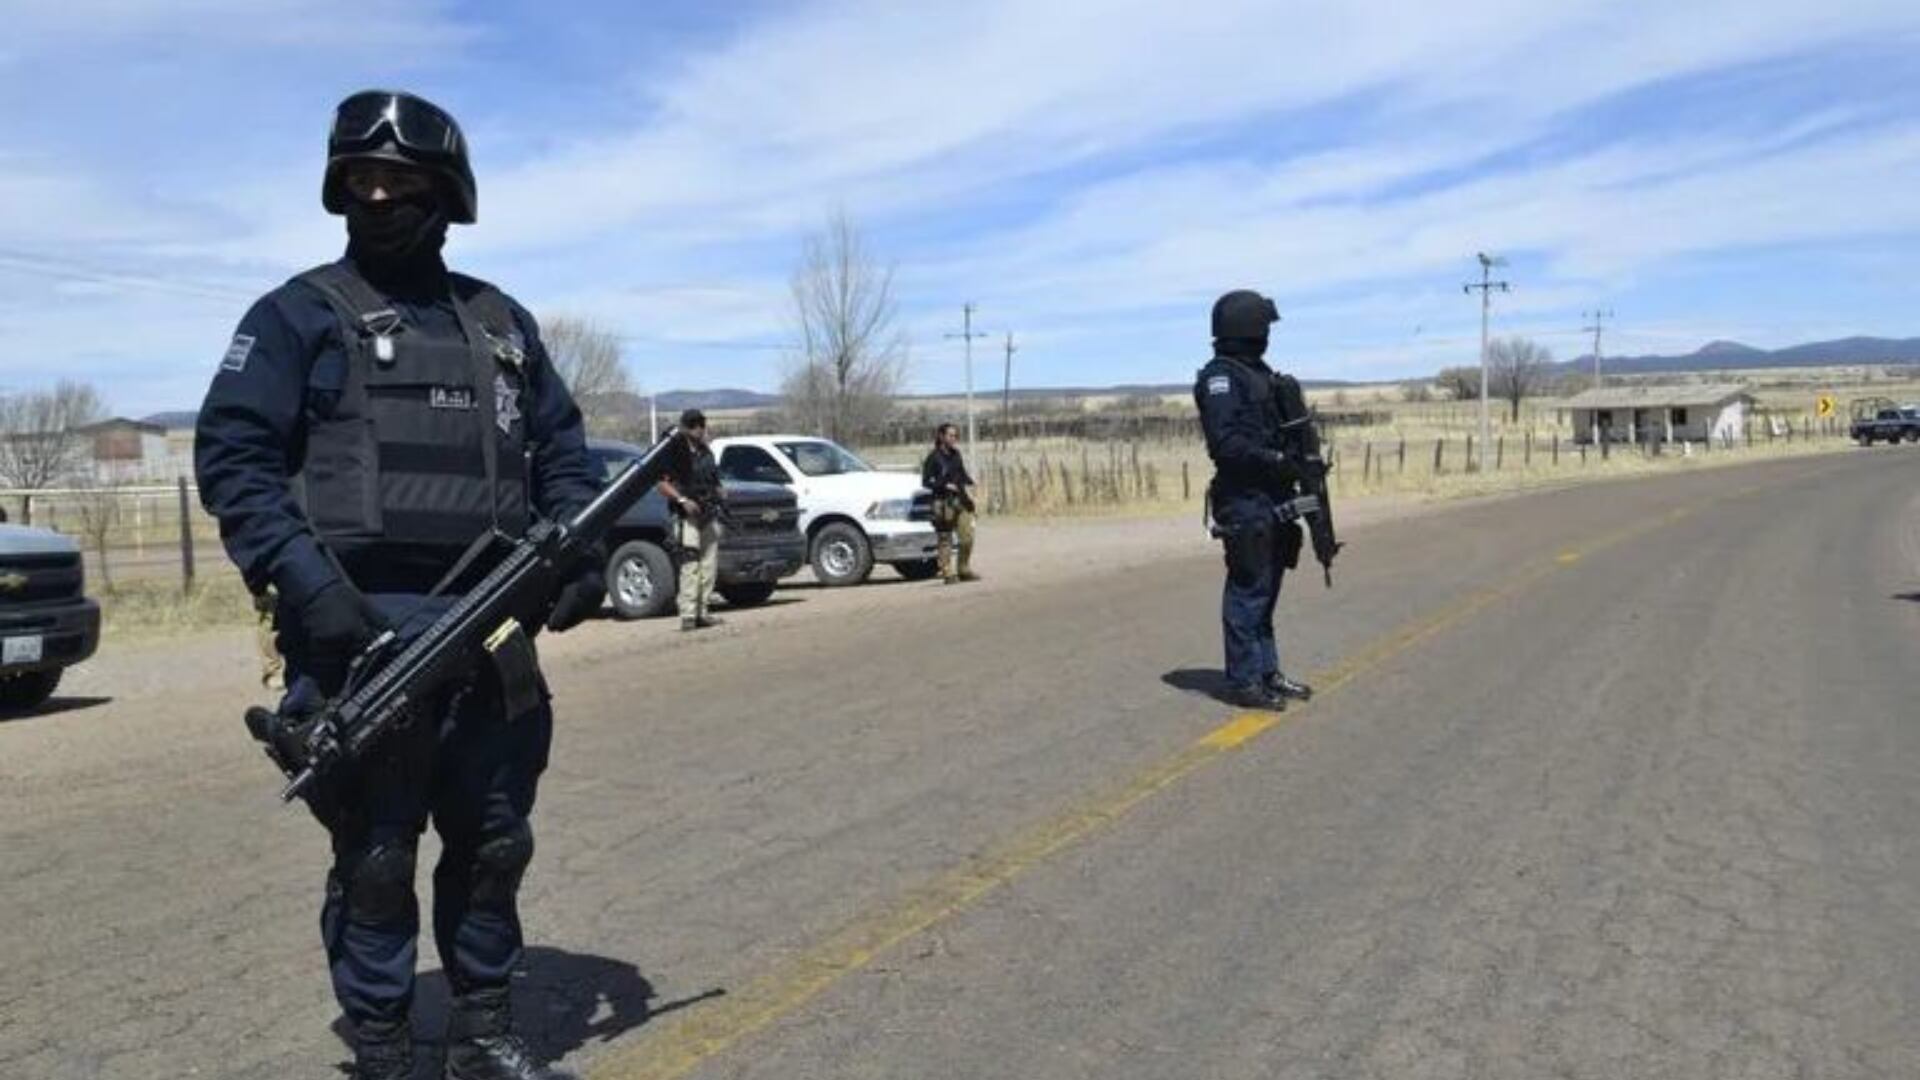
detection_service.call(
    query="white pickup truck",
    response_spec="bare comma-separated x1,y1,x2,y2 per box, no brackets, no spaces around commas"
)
709,435,938,586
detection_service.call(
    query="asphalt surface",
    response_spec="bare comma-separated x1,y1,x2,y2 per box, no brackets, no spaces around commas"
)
2,449,1916,1079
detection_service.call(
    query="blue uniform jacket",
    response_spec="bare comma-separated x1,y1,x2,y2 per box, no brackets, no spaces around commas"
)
194,257,598,613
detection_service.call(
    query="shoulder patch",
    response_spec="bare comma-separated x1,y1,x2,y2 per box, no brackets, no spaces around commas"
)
1206,375,1232,396
220,334,255,373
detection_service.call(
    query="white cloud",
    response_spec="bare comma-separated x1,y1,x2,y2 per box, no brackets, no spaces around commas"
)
9,0,1920,409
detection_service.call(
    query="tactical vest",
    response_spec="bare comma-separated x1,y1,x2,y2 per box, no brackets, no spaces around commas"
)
1195,355,1286,487
294,263,532,567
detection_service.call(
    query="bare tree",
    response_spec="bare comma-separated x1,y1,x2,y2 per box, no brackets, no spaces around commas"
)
73,483,120,591
0,380,106,489
1400,380,1435,403
781,210,908,442
1488,336,1552,422
542,316,640,437
1434,366,1479,402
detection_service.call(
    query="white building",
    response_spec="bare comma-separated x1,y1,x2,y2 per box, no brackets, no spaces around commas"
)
1563,384,1754,446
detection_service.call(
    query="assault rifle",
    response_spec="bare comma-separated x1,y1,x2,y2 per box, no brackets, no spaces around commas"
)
246,429,689,802
1276,464,1342,587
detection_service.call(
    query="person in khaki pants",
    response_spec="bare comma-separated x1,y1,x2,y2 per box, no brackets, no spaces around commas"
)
658,409,724,630
921,422,978,583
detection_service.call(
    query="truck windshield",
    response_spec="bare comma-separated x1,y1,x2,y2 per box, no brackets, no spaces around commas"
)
775,441,872,477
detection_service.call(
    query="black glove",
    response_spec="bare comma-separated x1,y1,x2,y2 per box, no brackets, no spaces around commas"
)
1258,449,1301,485
298,579,383,686
545,564,606,633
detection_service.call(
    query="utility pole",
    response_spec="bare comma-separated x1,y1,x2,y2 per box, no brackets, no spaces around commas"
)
1583,308,1614,388
1463,252,1511,470
945,302,988,463
999,331,1017,447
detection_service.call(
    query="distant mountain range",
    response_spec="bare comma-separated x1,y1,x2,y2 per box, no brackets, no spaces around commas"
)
138,337,1920,426
1549,336,1920,377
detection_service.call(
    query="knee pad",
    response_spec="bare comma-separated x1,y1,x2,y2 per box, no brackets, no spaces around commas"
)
470,822,533,907
338,839,418,925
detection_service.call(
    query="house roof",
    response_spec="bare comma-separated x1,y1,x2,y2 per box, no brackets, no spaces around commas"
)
1561,384,1753,410
72,417,168,437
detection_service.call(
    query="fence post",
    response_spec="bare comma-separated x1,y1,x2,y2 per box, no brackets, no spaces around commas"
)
20,493,30,526
1182,461,1190,501
177,477,196,592
1551,432,1559,467
1496,436,1504,471
1398,438,1406,473
1362,443,1372,486
1433,437,1445,474
1465,434,1475,473
1524,431,1532,468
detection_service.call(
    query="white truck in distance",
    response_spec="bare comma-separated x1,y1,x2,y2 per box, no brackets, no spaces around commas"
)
709,435,938,586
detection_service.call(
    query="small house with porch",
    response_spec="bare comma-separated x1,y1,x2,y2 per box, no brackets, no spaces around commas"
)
1563,384,1753,446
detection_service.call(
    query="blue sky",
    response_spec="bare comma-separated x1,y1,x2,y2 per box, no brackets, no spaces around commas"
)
4,0,1920,415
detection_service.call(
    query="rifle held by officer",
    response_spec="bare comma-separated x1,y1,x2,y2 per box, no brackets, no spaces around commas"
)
1295,457,1342,587
246,428,689,802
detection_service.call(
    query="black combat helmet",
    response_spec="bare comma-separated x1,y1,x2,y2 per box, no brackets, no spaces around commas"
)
1211,289,1280,341
323,90,478,224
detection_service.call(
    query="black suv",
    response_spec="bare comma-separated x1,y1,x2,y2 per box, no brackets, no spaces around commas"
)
1,523,101,712
587,439,806,619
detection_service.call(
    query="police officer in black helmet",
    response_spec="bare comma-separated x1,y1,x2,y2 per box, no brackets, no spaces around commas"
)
195,90,600,1080
1193,290,1320,711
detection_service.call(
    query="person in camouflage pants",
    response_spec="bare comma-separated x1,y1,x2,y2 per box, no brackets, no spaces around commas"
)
921,423,978,584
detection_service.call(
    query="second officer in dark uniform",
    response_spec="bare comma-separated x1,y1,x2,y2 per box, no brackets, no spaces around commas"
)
1193,289,1321,711
195,90,599,1080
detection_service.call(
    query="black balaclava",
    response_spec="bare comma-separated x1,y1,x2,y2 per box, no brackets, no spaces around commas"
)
345,194,448,283
1215,335,1269,363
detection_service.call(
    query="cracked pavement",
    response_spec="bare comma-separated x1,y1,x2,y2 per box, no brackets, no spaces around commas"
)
2,450,1916,1078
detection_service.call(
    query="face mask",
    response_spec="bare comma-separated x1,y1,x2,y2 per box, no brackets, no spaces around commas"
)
345,196,448,270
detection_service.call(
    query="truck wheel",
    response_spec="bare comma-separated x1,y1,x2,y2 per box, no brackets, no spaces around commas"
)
717,581,777,608
607,540,676,619
0,669,60,714
894,559,941,581
811,523,873,587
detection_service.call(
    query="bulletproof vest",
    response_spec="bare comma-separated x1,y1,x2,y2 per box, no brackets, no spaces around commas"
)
293,262,532,567
685,446,721,503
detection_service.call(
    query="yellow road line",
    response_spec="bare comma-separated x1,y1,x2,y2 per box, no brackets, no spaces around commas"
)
588,470,1798,1080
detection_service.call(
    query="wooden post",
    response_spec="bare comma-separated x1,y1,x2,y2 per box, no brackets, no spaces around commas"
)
1524,430,1532,468
1362,443,1372,486
1398,438,1406,473
1496,436,1504,471
177,477,196,592
1465,434,1475,473
1433,437,1445,474
1181,461,1190,501
1552,432,1559,466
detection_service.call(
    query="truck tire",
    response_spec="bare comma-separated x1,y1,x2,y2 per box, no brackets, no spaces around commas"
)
811,522,873,587
0,669,60,714
717,581,777,607
894,559,941,581
607,540,676,619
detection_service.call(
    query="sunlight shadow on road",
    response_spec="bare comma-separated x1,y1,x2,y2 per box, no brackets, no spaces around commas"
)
0,695,113,723
326,946,725,1077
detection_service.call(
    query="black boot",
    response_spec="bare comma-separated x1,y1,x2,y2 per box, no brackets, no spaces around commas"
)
1220,680,1286,711
353,1018,414,1080
1265,672,1313,701
444,988,578,1080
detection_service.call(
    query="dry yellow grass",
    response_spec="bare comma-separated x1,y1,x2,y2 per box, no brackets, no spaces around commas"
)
96,573,255,639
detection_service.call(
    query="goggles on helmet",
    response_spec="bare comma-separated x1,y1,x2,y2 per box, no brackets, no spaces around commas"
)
331,91,462,159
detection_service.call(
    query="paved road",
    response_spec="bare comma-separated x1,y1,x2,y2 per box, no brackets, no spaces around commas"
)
2,449,1915,1079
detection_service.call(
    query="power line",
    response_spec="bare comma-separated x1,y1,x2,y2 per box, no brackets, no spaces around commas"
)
944,302,988,463
1582,308,1615,387
1462,252,1511,469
